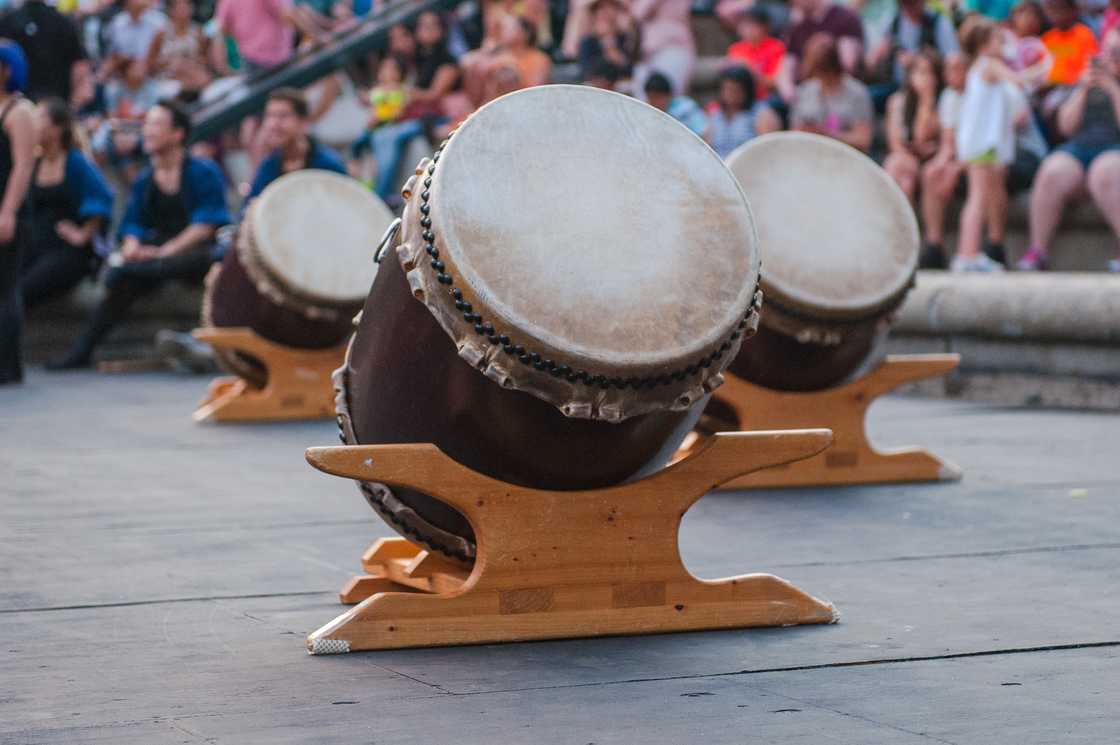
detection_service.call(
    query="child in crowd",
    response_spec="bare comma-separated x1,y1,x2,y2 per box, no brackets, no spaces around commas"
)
954,20,1048,271
368,55,409,129
725,7,785,99
1006,0,1052,87
348,55,408,175
919,52,968,269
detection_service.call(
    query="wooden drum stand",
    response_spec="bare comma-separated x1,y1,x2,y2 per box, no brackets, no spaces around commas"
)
191,327,346,423
686,354,962,489
305,430,838,654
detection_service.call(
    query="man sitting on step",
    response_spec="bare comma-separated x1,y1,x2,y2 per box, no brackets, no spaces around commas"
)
48,100,231,370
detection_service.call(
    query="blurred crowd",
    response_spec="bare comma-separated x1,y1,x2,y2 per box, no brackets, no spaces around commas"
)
1,0,1119,385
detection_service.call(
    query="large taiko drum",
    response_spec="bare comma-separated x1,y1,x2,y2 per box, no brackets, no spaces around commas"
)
724,132,919,391
336,85,763,562
203,170,394,386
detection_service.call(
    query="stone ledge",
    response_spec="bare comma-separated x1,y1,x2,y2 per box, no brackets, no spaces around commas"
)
897,271,1120,344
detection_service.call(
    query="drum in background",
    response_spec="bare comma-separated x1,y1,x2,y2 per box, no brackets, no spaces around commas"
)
203,170,394,387
337,85,763,562
724,132,919,392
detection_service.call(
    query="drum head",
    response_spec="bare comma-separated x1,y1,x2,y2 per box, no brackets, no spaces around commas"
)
726,132,919,318
436,85,758,369
251,170,393,307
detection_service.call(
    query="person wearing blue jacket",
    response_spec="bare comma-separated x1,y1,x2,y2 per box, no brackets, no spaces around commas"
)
246,87,346,203
48,99,231,370
154,87,346,373
21,98,115,309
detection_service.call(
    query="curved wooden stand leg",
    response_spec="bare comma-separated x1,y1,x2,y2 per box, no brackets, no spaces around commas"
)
701,354,963,489
191,328,346,423
304,429,837,654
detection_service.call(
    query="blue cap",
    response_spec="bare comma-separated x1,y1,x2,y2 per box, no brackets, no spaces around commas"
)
0,40,28,93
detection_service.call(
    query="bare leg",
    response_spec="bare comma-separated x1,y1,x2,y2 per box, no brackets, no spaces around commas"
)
957,163,990,259
1028,152,1085,253
885,151,920,203
1086,151,1120,245
920,159,962,245
985,165,1009,244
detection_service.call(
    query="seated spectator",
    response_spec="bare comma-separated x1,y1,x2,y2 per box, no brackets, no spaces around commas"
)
48,101,231,370
150,0,208,78
247,88,345,204
864,0,959,108
920,51,968,268
791,34,874,152
644,71,708,137
725,7,785,99
367,10,460,201
884,51,942,203
0,0,92,106
1023,28,1120,270
368,56,409,128
489,15,552,92
103,0,168,79
576,0,640,86
348,55,408,172
953,20,1042,271
706,66,781,158
631,0,697,96
1006,0,1052,85
1042,0,1098,86
91,58,161,182
777,0,865,104
409,11,462,117
20,98,114,309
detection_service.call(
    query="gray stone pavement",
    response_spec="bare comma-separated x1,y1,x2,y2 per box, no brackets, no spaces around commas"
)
2,371,1118,744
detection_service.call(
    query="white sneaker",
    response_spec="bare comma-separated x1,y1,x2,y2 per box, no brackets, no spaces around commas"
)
951,253,1006,273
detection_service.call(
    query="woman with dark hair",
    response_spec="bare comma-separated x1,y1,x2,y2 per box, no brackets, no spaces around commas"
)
705,66,780,158
791,33,874,152
370,10,461,201
884,51,943,202
0,39,35,385
20,98,115,310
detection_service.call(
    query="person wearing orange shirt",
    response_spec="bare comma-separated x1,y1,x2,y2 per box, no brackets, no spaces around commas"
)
725,7,785,99
1042,0,1098,85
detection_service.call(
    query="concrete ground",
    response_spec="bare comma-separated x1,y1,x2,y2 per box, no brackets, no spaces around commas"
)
2,371,1118,744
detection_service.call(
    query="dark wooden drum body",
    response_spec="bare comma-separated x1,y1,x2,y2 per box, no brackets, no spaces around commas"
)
336,86,763,562
204,240,356,386
202,170,393,387
724,133,919,392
